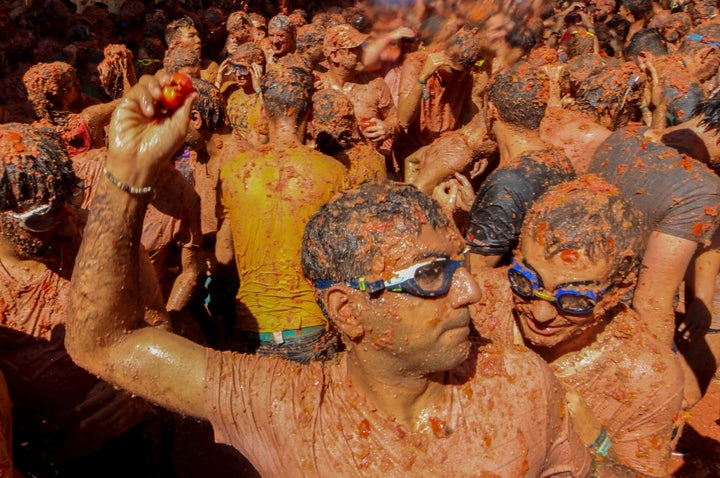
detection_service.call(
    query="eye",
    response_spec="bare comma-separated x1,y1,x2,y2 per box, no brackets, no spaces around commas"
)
414,260,446,290
557,294,596,313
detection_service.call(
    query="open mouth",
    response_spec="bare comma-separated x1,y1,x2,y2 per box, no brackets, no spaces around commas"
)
525,316,562,336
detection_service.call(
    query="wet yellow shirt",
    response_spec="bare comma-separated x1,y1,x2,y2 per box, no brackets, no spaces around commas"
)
220,144,347,332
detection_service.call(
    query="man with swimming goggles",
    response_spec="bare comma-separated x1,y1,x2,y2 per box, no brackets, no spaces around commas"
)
487,177,684,476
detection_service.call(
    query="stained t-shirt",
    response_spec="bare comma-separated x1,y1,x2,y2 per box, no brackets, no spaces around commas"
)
471,269,684,476
220,144,347,332
590,127,720,244
465,148,576,256
205,347,592,477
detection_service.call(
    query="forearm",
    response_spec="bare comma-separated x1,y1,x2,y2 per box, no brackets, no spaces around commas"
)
67,175,152,366
397,80,425,129
166,247,201,313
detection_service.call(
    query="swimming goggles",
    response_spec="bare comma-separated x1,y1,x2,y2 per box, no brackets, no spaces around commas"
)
315,248,470,298
508,258,608,315
5,181,85,233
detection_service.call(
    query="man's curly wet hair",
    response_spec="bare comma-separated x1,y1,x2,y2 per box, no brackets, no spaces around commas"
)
520,175,645,284
0,123,77,211
488,61,548,130
302,182,450,286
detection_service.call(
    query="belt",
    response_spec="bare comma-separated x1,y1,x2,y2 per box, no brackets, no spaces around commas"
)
254,325,327,345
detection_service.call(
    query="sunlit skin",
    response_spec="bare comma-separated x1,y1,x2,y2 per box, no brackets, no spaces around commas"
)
175,27,202,57
349,225,481,378
268,28,294,57
512,238,615,361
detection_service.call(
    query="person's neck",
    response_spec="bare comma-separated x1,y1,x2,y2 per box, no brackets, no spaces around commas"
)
493,121,547,167
345,347,446,430
267,117,306,146
328,67,353,88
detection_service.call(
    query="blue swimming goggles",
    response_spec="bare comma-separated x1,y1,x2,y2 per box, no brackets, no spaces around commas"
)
314,248,470,298
508,258,608,315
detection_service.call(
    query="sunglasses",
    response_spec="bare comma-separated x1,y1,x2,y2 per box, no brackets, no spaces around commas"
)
4,181,85,233
232,63,250,75
136,59,162,67
508,258,608,315
315,248,470,298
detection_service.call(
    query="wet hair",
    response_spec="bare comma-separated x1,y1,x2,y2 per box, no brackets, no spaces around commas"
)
665,81,704,125
260,63,313,120
605,14,631,43
165,16,196,47
565,28,597,59
22,62,78,121
621,0,653,18
302,182,451,286
488,61,548,130
226,11,251,34
693,91,720,174
163,46,200,73
296,23,325,56
191,78,225,132
624,28,667,59
505,21,538,52
268,14,296,36
230,42,266,67
446,28,484,69
520,175,645,284
0,123,77,210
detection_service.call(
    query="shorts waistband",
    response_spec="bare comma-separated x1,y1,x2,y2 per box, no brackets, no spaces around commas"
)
247,325,327,345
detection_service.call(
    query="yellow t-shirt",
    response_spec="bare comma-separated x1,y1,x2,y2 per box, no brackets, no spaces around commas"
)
220,144,347,332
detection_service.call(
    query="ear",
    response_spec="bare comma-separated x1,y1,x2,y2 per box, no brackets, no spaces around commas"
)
189,109,203,130
323,285,365,340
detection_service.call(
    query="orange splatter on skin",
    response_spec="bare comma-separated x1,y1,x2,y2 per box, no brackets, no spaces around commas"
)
704,206,718,216
429,417,452,438
535,221,548,246
358,418,371,438
13,143,24,153
560,249,578,263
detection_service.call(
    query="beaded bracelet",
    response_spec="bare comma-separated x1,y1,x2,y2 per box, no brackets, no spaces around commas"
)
417,78,429,100
103,167,154,195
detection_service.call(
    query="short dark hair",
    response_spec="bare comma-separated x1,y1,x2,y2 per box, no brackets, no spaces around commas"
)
0,123,77,211
261,63,313,120
191,78,225,132
520,175,645,284
488,61,548,130
302,182,451,288
624,28,667,59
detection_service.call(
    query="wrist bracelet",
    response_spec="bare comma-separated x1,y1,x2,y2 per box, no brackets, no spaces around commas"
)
417,78,429,100
640,106,650,113
103,167,154,195
589,426,612,457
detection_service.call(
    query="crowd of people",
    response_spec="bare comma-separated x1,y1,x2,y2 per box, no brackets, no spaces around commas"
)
0,0,719,476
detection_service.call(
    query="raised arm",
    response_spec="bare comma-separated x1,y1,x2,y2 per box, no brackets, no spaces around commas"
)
66,74,208,419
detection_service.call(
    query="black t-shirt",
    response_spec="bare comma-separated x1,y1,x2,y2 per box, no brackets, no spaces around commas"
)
466,148,576,256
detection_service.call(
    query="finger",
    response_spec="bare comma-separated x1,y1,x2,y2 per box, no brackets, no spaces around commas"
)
75,385,117,415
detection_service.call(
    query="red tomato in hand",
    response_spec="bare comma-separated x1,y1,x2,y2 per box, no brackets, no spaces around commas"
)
158,73,195,111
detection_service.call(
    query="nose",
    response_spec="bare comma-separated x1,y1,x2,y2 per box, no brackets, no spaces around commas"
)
450,267,482,307
527,298,558,324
